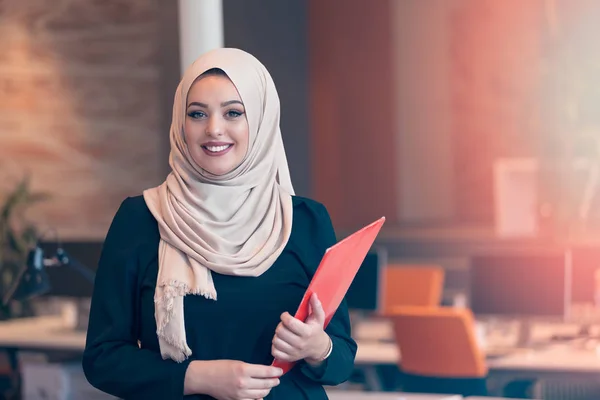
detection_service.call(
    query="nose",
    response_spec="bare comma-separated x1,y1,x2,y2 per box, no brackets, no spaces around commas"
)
206,115,224,137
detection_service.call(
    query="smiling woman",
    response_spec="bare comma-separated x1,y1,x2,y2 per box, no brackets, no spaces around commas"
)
82,48,356,400
184,68,250,176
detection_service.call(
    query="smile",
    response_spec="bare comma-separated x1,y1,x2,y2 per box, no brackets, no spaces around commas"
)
201,143,233,156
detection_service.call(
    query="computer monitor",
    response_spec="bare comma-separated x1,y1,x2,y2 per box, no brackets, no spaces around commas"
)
345,246,387,313
469,249,572,321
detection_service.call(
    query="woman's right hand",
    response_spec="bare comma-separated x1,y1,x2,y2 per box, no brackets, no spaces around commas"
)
185,359,282,400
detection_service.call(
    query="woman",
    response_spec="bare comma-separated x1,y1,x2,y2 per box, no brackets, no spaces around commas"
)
82,48,357,400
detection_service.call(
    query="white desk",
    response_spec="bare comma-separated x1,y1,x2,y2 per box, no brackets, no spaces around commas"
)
353,317,600,393
466,398,526,400
488,342,600,376
353,318,583,347
3,316,600,375
0,316,85,352
354,318,394,342
326,390,461,400
356,341,398,365
356,338,600,375
3,316,600,388
353,317,600,369
465,396,525,400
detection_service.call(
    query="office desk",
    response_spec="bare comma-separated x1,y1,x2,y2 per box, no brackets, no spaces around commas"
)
488,342,600,379
4,316,600,392
4,316,599,371
466,398,526,400
353,317,600,369
353,318,583,347
355,338,600,395
354,318,395,342
356,339,600,375
0,316,85,352
326,390,461,400
356,340,398,365
353,317,600,392
0,316,88,398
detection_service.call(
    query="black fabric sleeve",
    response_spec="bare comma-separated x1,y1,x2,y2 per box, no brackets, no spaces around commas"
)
82,197,191,400
298,202,358,386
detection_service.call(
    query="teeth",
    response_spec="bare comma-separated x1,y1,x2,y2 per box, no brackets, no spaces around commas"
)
205,145,230,152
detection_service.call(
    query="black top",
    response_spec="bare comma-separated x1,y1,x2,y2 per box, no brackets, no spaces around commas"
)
82,195,357,400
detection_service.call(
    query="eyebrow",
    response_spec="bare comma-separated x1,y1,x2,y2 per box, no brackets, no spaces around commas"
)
187,100,244,109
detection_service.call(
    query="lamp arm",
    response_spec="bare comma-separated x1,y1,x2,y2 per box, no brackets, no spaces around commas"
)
53,248,96,283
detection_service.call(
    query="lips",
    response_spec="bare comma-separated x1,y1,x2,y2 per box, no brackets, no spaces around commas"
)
201,142,233,156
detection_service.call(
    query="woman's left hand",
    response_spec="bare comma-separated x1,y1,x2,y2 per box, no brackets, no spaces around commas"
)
271,293,331,364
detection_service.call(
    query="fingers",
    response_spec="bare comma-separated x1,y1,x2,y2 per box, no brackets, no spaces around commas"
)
308,294,326,325
241,388,271,399
244,363,283,379
233,363,280,400
245,377,280,390
275,322,303,346
272,347,297,362
239,389,271,400
272,336,296,355
280,312,309,336
241,376,278,399
272,306,328,364
272,336,299,362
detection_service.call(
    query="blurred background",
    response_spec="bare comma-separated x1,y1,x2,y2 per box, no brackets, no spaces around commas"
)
3,0,600,240
2,0,600,399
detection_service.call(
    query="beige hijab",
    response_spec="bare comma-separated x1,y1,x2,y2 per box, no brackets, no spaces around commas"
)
143,48,294,363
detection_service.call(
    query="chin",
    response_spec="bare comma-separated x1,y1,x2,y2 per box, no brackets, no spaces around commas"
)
202,163,235,176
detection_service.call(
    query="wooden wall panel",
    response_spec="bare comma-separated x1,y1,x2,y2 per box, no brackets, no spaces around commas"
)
308,0,398,230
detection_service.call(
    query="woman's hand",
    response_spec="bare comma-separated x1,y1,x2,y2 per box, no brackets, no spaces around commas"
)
185,359,282,400
271,293,331,365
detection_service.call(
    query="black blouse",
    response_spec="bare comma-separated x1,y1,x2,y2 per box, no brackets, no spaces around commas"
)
82,195,357,399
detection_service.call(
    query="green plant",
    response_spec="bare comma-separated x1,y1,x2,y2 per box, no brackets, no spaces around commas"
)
0,176,49,319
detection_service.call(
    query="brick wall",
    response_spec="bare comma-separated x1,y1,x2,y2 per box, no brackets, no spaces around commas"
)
0,0,164,239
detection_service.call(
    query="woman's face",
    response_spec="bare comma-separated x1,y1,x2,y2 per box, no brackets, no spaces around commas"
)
184,74,249,176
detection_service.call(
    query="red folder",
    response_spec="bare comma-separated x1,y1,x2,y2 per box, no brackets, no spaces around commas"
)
272,216,386,373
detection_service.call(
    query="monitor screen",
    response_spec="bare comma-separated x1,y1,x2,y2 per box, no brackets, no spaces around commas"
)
469,250,571,320
345,247,387,312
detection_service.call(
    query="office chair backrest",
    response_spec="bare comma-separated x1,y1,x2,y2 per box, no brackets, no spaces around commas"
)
382,265,444,313
391,305,487,378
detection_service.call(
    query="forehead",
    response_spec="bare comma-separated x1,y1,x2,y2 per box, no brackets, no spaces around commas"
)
186,75,242,102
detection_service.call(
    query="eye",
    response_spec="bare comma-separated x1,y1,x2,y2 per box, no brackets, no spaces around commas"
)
187,110,206,119
225,110,244,119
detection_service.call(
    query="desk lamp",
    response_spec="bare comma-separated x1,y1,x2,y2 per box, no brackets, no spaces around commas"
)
2,243,95,306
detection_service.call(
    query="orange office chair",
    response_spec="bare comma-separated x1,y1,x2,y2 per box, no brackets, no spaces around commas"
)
389,305,488,396
381,265,444,314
